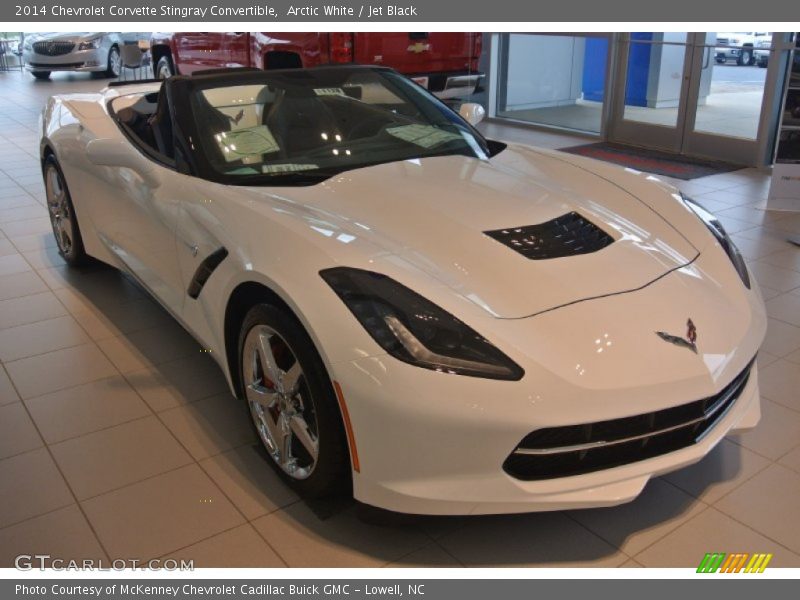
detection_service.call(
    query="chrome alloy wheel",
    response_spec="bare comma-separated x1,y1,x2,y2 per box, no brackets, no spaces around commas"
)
109,47,121,77
157,59,172,79
45,164,73,255
243,324,320,479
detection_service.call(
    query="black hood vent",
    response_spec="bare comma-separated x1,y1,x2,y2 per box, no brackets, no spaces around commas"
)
484,212,614,260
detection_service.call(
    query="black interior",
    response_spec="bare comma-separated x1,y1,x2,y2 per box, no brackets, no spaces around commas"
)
109,67,501,185
113,88,175,161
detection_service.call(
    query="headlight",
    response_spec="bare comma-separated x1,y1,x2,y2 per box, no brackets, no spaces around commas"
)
682,194,750,289
320,267,524,380
78,37,102,51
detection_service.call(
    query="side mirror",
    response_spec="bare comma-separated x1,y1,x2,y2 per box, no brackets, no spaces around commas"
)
86,138,160,188
459,102,486,126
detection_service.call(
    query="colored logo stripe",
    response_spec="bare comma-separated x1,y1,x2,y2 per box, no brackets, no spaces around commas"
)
745,553,773,573
697,553,726,573
720,553,749,573
697,552,773,573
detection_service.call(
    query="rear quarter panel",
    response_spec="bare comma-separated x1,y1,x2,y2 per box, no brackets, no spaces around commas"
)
40,93,137,266
252,32,326,68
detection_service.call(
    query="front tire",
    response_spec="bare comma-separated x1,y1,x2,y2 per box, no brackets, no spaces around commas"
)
738,48,753,66
156,55,174,79
105,46,120,77
31,71,51,80
43,155,87,267
239,304,350,498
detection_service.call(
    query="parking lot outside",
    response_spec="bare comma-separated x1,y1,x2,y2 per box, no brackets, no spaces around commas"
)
1,70,800,568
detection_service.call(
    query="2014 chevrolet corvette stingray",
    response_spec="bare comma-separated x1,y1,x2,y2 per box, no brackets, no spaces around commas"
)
40,66,766,514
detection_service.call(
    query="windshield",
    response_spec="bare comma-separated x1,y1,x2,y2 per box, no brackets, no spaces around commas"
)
184,68,490,185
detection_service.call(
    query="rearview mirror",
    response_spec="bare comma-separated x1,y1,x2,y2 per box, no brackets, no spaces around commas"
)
459,102,486,126
86,138,160,188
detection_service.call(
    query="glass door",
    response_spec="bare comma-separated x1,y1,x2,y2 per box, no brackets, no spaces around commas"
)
609,32,782,166
681,32,775,165
609,33,693,153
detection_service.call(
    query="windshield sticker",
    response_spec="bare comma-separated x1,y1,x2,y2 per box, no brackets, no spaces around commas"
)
313,87,346,97
386,125,463,148
261,163,319,174
215,125,279,162
226,167,261,175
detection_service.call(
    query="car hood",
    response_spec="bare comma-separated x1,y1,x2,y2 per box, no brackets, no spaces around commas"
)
244,145,699,319
28,32,103,43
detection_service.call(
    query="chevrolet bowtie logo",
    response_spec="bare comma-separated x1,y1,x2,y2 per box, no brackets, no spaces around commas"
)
407,42,431,54
656,318,698,353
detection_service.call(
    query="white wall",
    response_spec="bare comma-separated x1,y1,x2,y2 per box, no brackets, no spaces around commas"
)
505,35,586,110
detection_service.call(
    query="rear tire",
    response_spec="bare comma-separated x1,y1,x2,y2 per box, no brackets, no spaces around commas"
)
239,303,351,498
31,71,50,80
43,155,87,267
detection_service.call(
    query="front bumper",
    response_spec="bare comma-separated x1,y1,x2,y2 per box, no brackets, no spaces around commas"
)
339,355,759,515
331,252,766,515
23,48,106,72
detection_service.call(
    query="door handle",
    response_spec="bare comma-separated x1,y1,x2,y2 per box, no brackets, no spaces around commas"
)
181,239,199,256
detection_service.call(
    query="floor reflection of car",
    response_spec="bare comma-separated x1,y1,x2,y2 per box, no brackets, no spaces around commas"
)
715,32,770,66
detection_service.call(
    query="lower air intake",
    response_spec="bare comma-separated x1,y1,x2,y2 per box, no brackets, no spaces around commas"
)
503,359,754,481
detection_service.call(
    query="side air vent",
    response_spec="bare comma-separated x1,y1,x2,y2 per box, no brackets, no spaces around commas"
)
484,212,614,260
187,247,228,299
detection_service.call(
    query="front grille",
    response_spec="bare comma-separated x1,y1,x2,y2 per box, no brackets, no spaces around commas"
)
503,360,754,481
717,38,731,45
484,212,614,260
33,41,75,56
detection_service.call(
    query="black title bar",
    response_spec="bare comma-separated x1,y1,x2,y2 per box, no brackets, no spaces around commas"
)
2,0,797,22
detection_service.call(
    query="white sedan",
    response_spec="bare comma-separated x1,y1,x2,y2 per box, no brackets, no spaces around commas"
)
39,66,766,515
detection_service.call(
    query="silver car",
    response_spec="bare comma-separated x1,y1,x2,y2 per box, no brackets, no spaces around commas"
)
22,32,124,80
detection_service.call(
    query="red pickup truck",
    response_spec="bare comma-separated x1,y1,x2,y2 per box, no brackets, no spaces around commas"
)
149,32,483,100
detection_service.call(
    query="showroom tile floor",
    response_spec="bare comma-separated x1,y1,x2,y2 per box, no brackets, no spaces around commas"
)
1,71,799,568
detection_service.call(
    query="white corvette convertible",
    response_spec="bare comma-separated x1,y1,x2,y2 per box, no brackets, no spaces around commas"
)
40,66,766,515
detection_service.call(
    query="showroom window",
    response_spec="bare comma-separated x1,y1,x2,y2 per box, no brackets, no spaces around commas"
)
493,33,611,134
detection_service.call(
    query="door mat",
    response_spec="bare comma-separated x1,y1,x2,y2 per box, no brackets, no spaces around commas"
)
559,142,744,180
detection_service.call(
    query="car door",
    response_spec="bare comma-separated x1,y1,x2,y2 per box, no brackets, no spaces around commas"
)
173,32,225,74
83,94,189,317
93,162,187,317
